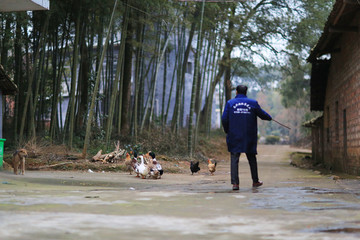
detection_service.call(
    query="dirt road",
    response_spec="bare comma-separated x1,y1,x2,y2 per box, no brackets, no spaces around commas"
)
1,145,360,240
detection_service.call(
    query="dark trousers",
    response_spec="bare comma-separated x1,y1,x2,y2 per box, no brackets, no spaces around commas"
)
231,152,259,185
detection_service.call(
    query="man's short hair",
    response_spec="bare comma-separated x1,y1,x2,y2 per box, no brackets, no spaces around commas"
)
236,85,248,95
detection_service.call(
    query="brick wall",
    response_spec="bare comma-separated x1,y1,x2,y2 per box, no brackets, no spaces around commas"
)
323,14,360,175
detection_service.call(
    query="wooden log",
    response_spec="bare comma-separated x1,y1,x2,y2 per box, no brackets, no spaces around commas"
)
92,150,103,161
114,149,126,160
104,152,115,162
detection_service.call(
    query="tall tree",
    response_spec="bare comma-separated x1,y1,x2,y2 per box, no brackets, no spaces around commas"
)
188,1,205,158
119,9,133,134
279,0,334,108
278,0,334,144
19,13,49,143
171,16,196,133
105,5,129,147
82,0,119,157
68,9,81,148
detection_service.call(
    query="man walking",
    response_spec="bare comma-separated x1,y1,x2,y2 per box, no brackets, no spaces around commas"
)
221,85,272,190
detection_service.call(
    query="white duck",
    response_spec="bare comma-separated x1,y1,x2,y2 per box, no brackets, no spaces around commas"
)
138,156,149,179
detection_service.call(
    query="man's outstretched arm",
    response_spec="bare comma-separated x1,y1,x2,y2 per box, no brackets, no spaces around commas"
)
255,102,272,121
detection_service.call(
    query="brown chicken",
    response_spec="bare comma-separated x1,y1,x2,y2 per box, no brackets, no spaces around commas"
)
144,151,152,164
124,153,133,175
208,159,217,175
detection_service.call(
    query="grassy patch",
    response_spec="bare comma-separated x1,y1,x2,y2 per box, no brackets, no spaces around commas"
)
289,152,314,169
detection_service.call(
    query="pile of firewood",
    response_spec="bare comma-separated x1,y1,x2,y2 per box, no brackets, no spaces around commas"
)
91,141,126,163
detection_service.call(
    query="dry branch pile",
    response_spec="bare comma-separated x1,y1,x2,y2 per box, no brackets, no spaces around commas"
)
91,141,126,163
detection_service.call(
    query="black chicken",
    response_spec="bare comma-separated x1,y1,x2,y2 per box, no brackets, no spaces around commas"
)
190,161,200,175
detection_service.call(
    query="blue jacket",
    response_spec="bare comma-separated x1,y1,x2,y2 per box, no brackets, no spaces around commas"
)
222,94,272,154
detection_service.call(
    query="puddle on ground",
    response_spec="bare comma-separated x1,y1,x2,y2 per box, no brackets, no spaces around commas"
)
9,177,130,188
302,187,350,195
232,195,246,199
137,191,195,198
135,197,152,201
0,211,286,237
302,186,360,200
0,194,129,206
279,181,304,184
249,187,360,212
186,188,249,194
319,227,360,234
299,222,360,238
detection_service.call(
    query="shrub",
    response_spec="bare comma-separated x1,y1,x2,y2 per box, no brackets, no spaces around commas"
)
265,135,280,145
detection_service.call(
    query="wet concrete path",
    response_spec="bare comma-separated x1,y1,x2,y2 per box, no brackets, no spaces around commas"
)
1,145,360,240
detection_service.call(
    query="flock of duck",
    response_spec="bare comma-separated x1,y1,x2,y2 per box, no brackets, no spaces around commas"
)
124,151,217,179
124,151,163,179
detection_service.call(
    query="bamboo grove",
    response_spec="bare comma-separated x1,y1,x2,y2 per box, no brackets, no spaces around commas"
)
1,0,316,157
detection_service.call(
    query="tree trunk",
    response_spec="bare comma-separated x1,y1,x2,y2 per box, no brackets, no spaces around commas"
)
82,0,119,158
188,1,205,158
194,35,209,145
29,35,47,138
120,14,133,134
161,30,168,130
171,21,195,132
50,20,69,141
37,50,49,133
205,35,220,137
13,13,24,142
164,42,178,127
19,13,49,143
140,23,174,132
105,7,129,146
133,14,144,140
224,6,235,102
76,15,90,134
68,13,81,149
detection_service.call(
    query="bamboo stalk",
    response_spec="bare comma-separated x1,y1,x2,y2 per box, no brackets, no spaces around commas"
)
105,6,129,147
82,0,119,158
19,13,49,143
68,13,81,149
188,0,205,158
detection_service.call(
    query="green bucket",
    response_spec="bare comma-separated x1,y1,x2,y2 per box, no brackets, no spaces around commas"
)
0,138,5,169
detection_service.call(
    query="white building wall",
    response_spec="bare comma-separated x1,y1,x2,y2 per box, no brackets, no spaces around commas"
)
59,32,222,129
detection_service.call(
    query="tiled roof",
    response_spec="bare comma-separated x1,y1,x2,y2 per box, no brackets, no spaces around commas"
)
308,0,360,62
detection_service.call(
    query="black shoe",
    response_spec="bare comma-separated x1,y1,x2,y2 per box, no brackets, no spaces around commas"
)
232,184,239,190
252,181,263,187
